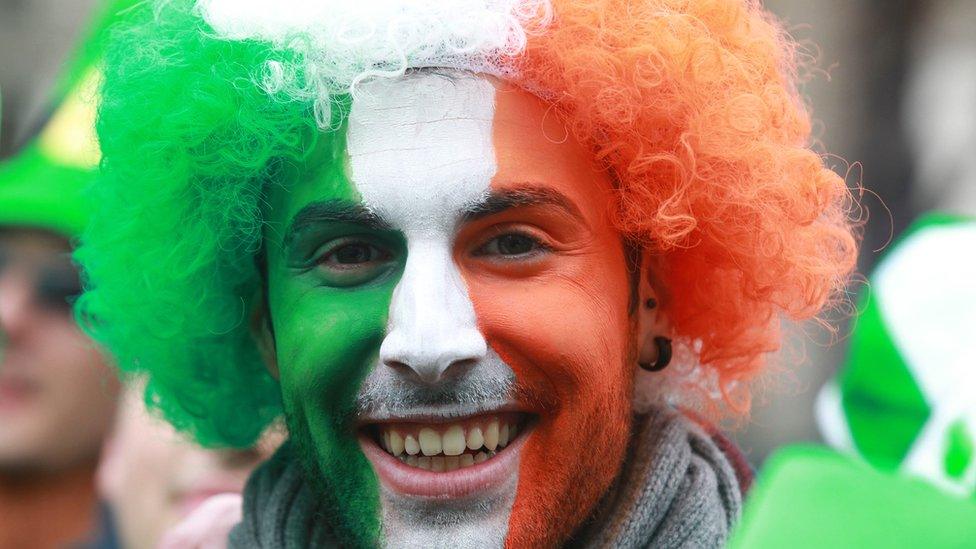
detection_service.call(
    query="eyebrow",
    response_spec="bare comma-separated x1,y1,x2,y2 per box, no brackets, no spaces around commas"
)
461,186,584,223
283,200,391,247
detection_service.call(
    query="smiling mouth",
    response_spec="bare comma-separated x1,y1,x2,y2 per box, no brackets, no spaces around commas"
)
368,412,527,472
359,411,533,497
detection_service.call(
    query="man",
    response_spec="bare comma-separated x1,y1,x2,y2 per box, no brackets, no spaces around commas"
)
77,0,858,547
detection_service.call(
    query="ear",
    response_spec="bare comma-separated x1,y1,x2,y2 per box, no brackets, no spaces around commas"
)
250,294,279,380
636,251,671,366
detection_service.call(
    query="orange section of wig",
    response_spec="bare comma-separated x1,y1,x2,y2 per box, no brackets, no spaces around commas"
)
515,0,858,415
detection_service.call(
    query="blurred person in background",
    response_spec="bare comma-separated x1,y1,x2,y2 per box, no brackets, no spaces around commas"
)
1,2,281,547
0,229,118,548
95,380,283,549
0,58,118,549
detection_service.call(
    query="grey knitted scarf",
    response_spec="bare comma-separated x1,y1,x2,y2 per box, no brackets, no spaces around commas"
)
229,408,744,548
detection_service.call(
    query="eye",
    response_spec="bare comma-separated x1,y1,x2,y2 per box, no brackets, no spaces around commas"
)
311,237,397,287
36,265,82,312
327,242,384,265
474,232,549,258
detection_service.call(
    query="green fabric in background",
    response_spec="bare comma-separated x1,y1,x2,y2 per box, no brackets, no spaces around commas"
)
0,0,137,238
840,293,929,471
728,445,976,548
0,143,91,236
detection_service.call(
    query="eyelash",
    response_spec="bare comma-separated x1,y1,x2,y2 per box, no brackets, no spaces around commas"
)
472,229,553,259
312,238,393,269
303,227,552,273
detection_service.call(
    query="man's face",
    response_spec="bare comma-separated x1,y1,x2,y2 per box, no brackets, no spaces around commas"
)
263,73,635,547
0,228,119,472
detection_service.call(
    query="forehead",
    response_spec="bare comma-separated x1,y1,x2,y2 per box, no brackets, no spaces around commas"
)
269,71,609,231
347,74,497,233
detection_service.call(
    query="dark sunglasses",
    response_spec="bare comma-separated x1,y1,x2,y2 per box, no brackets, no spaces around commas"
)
0,249,82,313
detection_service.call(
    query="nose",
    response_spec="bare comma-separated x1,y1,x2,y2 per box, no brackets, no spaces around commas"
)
380,239,487,384
0,273,36,342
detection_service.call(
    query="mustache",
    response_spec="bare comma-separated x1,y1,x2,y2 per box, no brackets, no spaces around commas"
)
355,356,556,418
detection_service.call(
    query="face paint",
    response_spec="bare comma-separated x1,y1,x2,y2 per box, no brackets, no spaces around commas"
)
348,74,520,548
263,129,399,547
467,83,635,547
265,72,634,548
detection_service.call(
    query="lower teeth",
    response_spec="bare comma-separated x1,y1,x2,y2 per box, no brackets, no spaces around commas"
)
399,451,496,472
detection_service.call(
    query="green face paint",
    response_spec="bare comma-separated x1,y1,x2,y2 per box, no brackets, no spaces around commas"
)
263,128,405,547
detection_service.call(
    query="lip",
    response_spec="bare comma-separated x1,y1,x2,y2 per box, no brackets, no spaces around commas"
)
359,413,530,498
357,401,527,425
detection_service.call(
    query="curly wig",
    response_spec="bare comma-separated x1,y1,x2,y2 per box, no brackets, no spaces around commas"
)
77,0,857,446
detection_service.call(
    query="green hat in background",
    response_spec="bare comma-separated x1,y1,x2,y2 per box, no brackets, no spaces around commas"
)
0,0,133,237
817,212,976,495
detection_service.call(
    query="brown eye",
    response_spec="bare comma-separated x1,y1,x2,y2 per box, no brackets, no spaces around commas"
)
331,243,377,264
495,234,537,256
475,232,548,258
311,238,398,288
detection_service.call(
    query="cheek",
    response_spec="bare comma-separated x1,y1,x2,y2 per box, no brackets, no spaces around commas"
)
270,284,390,546
43,322,118,424
467,272,630,401
462,235,633,405
272,285,390,412
46,320,110,380
462,244,635,546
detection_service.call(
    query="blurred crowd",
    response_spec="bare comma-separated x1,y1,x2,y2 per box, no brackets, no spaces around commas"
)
0,0,974,547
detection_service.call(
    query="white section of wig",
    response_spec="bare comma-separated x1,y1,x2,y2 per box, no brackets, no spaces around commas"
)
195,0,552,128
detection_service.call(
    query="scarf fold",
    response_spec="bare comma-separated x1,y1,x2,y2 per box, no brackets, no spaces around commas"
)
228,444,335,549
570,410,743,548
229,407,743,548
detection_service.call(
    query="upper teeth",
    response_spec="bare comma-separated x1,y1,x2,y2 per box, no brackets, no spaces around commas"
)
377,416,520,471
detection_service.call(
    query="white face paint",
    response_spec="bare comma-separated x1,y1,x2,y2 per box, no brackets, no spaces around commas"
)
349,73,494,384
347,72,518,548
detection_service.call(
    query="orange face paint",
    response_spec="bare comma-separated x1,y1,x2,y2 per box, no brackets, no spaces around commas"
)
455,83,636,547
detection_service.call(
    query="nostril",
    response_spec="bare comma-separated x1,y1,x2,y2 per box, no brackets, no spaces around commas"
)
384,359,416,377
441,357,477,380
379,325,488,384
382,355,479,384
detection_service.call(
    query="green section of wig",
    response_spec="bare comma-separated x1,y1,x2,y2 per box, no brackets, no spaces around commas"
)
75,0,335,446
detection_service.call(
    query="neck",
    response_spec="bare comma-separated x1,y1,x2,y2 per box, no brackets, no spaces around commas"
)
0,459,100,548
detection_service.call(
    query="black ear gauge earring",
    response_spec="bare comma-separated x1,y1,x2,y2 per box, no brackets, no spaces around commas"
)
645,298,657,309
639,337,672,372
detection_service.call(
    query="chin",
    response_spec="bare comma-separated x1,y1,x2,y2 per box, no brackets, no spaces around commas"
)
506,408,633,547
359,408,534,547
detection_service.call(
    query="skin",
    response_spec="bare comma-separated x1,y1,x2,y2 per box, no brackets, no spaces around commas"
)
0,228,118,472
258,71,663,548
261,126,395,544
98,382,283,549
0,228,120,547
468,81,635,547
